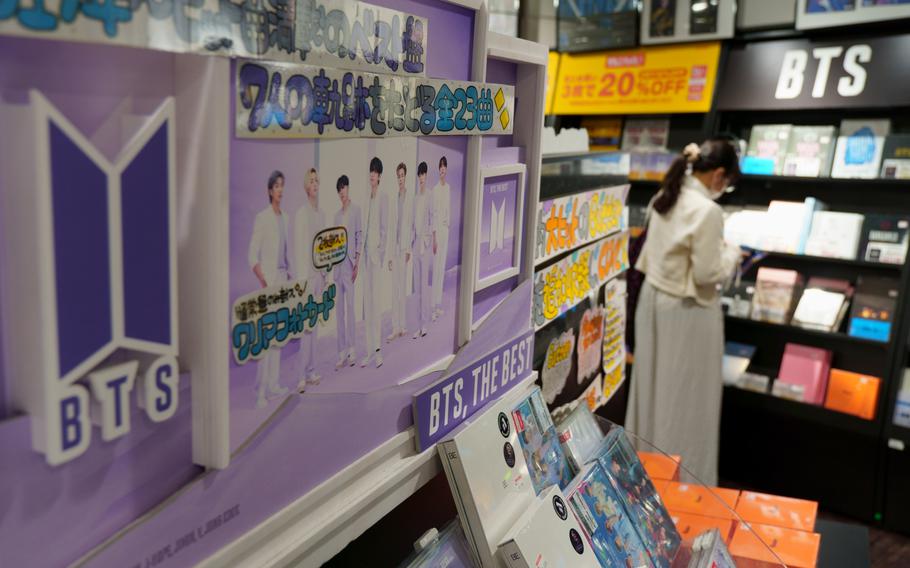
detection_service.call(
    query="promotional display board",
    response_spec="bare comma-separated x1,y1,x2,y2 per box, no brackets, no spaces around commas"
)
796,0,910,30
533,231,629,330
535,184,629,265
0,0,431,74
546,51,560,115
0,1,547,566
716,34,910,111
552,42,721,115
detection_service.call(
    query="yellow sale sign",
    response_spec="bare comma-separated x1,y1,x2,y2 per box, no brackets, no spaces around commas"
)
546,51,560,115
552,42,721,115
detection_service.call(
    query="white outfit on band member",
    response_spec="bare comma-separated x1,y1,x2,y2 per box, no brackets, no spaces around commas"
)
363,190,388,363
334,203,362,362
294,200,325,383
431,181,450,310
413,188,433,334
248,206,291,401
389,189,413,337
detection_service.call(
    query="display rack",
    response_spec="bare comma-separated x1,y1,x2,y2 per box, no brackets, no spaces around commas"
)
709,35,910,522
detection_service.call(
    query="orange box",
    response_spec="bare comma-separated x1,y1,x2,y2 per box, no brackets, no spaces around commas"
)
824,369,880,420
735,491,818,532
638,451,682,481
658,482,740,519
669,510,736,544
729,522,821,568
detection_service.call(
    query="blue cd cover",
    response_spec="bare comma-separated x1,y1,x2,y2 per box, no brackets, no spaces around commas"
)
512,389,573,494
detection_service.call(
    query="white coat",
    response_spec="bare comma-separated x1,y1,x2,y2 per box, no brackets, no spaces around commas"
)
248,206,290,286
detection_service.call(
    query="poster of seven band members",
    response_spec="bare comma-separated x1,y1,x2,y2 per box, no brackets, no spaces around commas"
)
233,137,465,445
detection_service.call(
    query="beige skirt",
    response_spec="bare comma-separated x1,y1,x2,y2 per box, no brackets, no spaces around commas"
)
626,281,724,486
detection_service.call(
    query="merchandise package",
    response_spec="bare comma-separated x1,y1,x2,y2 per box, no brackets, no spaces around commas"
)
688,528,737,568
859,214,910,265
728,522,821,568
582,117,623,151
657,482,741,520
398,521,475,568
741,124,792,175
734,491,818,533
723,342,757,386
438,381,538,567
564,462,652,568
893,369,910,428
669,510,736,544
721,280,756,319
512,388,573,494
791,288,848,332
621,118,671,151
638,451,682,482
823,369,880,420
848,275,899,342
880,134,910,179
791,277,853,332
803,211,865,260
556,404,605,475
771,380,807,402
723,208,768,250
751,268,803,324
593,426,682,567
497,485,603,568
776,343,832,405
760,200,815,254
831,119,891,179
738,372,771,394
782,125,837,177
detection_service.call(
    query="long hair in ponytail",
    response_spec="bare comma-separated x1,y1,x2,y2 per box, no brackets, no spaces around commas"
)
652,138,741,216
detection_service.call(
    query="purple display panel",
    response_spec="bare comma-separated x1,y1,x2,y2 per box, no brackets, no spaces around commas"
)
0,37,198,567
477,173,519,281
121,123,172,345
50,121,112,378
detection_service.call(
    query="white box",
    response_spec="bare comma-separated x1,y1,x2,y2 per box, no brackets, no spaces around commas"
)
439,377,537,568
497,485,602,568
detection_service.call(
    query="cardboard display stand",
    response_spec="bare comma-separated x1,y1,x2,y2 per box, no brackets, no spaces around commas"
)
0,2,548,566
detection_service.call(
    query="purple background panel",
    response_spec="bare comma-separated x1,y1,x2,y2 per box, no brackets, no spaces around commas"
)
0,36,199,568
484,59,517,148
478,173,519,281
50,121,112,379
0,381,198,568
472,276,518,323
122,122,172,346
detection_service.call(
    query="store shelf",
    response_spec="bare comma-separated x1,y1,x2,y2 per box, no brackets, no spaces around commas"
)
724,314,889,349
752,250,903,272
723,385,880,437
739,174,910,188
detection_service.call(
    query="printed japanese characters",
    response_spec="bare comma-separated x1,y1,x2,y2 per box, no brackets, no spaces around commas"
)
0,0,428,76
236,60,515,138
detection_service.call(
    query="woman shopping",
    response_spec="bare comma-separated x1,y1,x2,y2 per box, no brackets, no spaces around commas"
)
626,139,743,486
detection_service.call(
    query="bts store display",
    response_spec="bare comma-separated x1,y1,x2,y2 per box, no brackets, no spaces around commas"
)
0,1,549,566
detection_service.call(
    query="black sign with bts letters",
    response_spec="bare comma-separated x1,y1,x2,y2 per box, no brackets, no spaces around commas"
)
716,34,910,111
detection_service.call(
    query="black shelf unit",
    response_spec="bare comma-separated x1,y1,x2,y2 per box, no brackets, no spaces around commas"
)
711,106,910,523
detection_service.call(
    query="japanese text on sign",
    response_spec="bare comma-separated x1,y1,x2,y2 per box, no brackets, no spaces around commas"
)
536,184,628,265
313,226,347,271
533,231,629,330
232,280,336,364
602,278,626,374
0,0,428,77
553,42,721,115
236,60,515,138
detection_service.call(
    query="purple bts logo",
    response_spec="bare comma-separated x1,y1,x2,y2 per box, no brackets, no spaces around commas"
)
1,92,179,466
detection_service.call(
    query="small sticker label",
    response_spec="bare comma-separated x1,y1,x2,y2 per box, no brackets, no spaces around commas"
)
498,412,511,438
503,442,516,468
553,495,568,520
569,528,585,554
512,410,525,433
